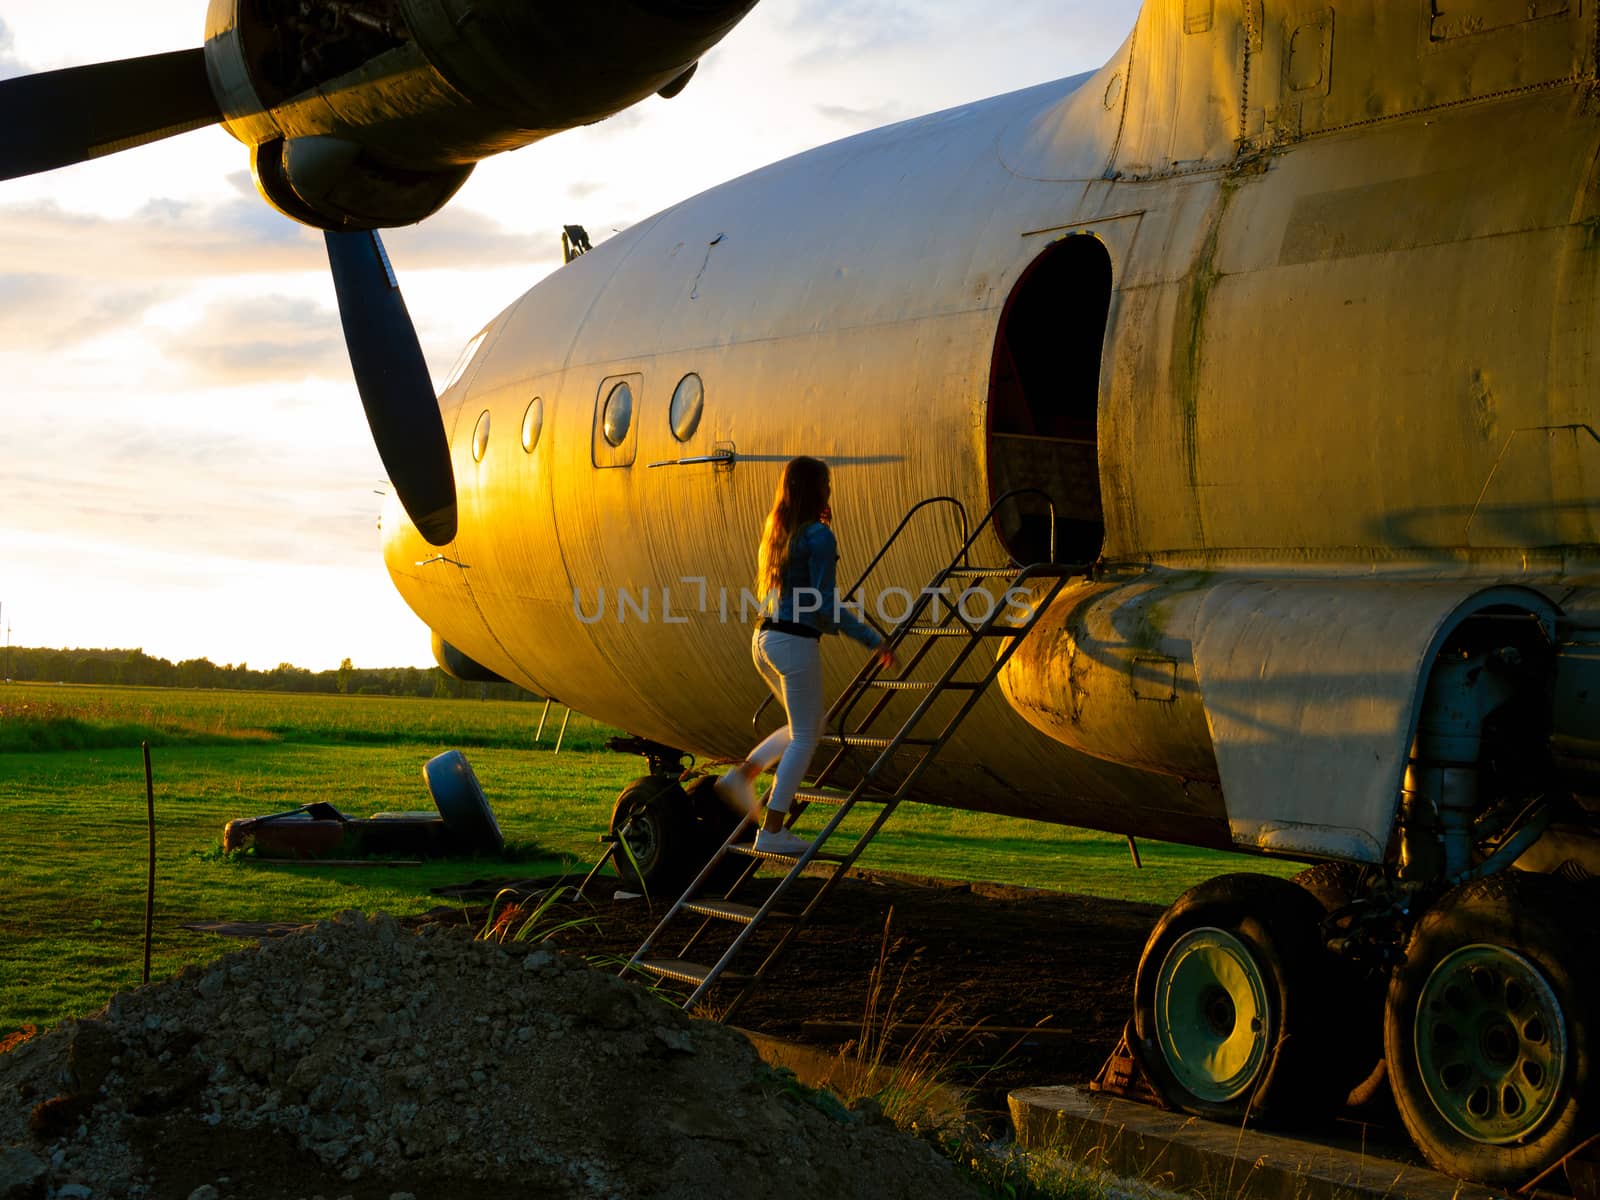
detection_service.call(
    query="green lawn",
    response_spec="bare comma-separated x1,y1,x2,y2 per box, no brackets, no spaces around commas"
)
0,680,586,751
0,681,1292,1036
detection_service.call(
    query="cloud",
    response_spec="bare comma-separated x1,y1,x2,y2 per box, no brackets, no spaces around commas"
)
164,295,346,384
3,412,385,571
784,0,925,65
0,273,171,349
0,197,324,280
382,206,554,269
583,106,649,140
0,18,25,80
780,0,1130,78
0,193,552,282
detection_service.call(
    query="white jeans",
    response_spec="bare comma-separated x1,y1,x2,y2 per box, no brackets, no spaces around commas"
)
747,629,824,814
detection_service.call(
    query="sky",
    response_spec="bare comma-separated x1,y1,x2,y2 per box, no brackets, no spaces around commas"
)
0,0,1140,671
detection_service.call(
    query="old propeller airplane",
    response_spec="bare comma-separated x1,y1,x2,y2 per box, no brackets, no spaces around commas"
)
8,0,1600,1186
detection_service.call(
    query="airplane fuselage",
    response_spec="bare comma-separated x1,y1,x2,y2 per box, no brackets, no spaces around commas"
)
384,0,1600,863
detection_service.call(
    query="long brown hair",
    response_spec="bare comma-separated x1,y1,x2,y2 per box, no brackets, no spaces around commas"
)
757,456,831,600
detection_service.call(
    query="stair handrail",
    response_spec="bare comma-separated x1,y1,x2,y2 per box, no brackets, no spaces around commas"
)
816,487,1071,745
957,486,1059,577
750,495,968,732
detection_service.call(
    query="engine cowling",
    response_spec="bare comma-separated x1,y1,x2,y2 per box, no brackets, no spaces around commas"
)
431,631,512,685
204,0,759,228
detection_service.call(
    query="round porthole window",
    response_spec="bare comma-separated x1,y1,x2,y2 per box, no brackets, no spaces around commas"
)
521,396,543,453
602,381,633,447
471,410,491,462
669,373,703,442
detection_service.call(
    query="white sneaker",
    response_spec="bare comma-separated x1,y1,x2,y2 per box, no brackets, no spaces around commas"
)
753,828,813,856
713,768,759,819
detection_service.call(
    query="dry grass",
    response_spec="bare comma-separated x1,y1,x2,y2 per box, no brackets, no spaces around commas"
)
0,695,275,751
817,909,981,1133
808,913,1200,1199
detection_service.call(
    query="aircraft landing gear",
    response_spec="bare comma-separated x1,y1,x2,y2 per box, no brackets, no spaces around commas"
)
1384,872,1597,1185
609,773,744,895
1290,862,1389,1108
1132,873,1359,1124
610,776,700,894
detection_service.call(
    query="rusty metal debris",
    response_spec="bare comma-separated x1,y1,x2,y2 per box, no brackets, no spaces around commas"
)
1088,1020,1167,1109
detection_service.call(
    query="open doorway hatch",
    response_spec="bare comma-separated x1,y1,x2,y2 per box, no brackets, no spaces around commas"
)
986,234,1112,566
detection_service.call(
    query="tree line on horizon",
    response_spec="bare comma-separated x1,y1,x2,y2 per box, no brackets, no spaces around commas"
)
1,645,539,702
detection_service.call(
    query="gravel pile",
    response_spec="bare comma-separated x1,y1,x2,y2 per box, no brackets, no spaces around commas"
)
0,913,980,1200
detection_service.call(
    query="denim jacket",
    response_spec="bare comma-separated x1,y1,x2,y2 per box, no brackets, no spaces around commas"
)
767,521,882,648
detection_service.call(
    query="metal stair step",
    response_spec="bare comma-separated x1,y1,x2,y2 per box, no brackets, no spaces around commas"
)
943,565,1021,579
680,899,781,925
793,785,894,806
633,957,750,987
866,677,979,691
820,733,937,749
728,843,850,864
908,623,1027,637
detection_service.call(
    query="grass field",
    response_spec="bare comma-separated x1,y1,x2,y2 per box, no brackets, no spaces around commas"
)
0,680,1294,1037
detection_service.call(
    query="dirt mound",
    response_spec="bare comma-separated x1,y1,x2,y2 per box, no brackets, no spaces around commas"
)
0,913,980,1200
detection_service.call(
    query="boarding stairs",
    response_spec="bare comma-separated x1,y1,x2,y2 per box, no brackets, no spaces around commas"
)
622,490,1083,1021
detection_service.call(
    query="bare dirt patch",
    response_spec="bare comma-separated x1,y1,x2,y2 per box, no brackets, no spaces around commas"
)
432,868,1164,1118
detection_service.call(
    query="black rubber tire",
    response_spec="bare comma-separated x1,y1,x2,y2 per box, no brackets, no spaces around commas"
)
682,773,752,892
1291,863,1390,1109
1132,872,1346,1125
1384,871,1598,1185
423,750,504,853
610,776,701,895
1292,862,1375,914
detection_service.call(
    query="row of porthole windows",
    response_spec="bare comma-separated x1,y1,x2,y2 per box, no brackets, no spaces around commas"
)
472,400,539,463
470,372,705,462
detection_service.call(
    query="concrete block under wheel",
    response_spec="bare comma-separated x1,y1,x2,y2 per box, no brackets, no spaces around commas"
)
1007,1086,1501,1200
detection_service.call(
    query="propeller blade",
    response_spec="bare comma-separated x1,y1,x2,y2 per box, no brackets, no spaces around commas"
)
0,49,221,181
325,229,458,547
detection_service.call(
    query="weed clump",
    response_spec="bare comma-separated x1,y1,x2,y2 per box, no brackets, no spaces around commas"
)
476,883,600,944
805,912,1169,1200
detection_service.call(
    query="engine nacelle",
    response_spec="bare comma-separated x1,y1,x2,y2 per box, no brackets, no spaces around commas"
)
251,134,473,228
432,631,511,684
999,575,1220,782
203,0,759,228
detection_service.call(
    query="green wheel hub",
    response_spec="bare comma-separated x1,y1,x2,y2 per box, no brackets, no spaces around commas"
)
1153,927,1271,1102
1414,944,1567,1145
